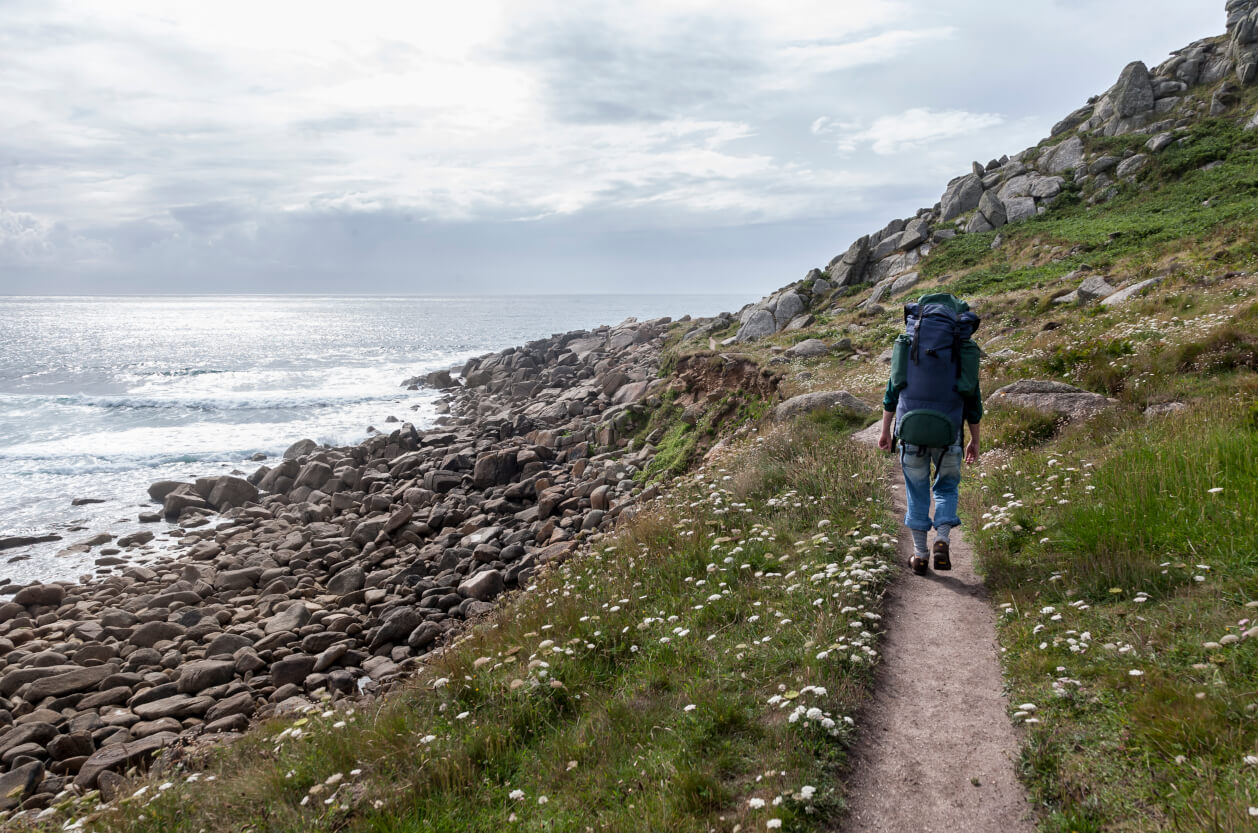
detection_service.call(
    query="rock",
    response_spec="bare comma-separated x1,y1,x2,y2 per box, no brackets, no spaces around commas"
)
734,309,777,342
773,292,805,325
458,569,506,602
1029,176,1064,199
1101,277,1163,306
978,190,1007,228
0,761,43,811
0,533,61,550
424,369,458,389
1109,61,1156,118
0,723,58,759
163,486,208,518
1042,137,1085,175
205,691,255,724
73,732,178,790
889,271,921,296
1077,276,1118,302
784,339,830,359
12,583,64,607
294,461,333,492
1144,402,1189,417
132,695,213,721
177,660,237,693
271,655,317,689
23,664,114,701
772,391,876,422
965,212,995,234
264,603,311,635
147,480,185,502
47,731,93,761
370,608,424,650
826,236,872,286
1116,154,1149,178
940,174,984,221
407,622,442,651
117,530,154,548
283,439,319,460
214,567,263,592
1005,196,1038,224
472,451,519,489
129,621,186,648
327,565,366,595
1146,132,1175,153
1052,104,1095,136
207,476,259,510
205,633,254,657
989,380,1117,421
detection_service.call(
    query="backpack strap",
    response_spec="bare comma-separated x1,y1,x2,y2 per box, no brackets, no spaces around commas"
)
910,315,922,364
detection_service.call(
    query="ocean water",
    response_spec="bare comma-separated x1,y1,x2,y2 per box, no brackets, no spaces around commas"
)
0,294,746,586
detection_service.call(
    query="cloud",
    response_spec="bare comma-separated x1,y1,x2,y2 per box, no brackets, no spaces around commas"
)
0,0,1229,295
817,108,1007,155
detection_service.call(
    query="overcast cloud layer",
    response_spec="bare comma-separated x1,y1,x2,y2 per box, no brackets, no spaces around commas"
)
0,1,1224,296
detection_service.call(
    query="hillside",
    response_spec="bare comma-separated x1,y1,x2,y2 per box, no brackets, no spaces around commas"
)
4,2,1258,832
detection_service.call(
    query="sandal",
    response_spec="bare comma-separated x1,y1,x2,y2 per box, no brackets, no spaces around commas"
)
932,540,952,571
909,554,928,575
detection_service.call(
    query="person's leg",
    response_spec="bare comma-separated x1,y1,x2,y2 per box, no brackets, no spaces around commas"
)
930,444,963,530
900,444,933,565
929,444,963,569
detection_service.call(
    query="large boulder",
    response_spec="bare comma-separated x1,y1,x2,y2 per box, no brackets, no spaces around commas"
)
1109,61,1156,118
458,569,506,602
74,733,178,790
989,380,1117,421
734,309,777,342
977,191,1007,229
472,450,519,489
772,391,877,422
23,664,114,701
1077,276,1117,303
1041,137,1085,175
940,174,984,221
1101,277,1163,307
207,476,259,510
826,235,872,286
0,761,44,811
12,583,64,608
283,439,319,460
784,339,830,359
177,660,237,693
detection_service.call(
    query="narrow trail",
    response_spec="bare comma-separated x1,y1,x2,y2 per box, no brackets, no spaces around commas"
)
841,430,1036,833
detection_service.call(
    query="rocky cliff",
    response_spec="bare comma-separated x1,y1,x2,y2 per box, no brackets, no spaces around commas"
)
723,0,1258,344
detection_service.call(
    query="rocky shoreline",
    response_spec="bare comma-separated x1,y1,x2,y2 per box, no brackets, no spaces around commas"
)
0,315,704,816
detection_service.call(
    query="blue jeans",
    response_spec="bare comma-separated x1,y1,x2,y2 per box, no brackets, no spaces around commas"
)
899,442,963,532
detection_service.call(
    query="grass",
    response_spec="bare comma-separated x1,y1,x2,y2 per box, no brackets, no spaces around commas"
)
34,418,898,833
964,404,1258,831
920,119,1258,301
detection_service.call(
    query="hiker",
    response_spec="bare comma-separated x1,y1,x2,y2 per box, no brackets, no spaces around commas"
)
877,293,983,575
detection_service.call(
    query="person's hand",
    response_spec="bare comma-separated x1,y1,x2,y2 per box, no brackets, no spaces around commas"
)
878,430,893,452
965,439,979,464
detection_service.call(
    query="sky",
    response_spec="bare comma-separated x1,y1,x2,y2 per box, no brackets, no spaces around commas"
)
0,0,1226,296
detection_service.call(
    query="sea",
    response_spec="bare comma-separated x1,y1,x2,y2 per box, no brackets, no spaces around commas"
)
0,294,747,587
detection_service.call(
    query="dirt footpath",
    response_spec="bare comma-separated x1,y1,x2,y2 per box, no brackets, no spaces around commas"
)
841,435,1036,833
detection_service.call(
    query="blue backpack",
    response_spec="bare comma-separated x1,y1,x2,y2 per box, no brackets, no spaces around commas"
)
889,293,981,448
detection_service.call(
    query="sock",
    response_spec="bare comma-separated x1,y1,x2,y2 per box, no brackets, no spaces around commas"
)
936,525,952,545
911,528,929,556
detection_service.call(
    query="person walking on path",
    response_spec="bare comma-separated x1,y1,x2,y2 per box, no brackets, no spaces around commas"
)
877,293,983,575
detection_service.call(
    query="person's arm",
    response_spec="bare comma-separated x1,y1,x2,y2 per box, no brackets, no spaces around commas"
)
878,410,895,452
965,421,980,464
